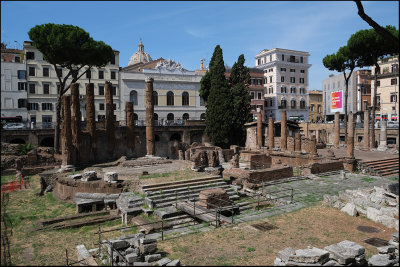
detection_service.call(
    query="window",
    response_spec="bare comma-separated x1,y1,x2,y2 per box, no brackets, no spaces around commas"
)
99,103,105,110
200,97,205,106
86,70,91,79
290,55,295,62
113,104,116,110
281,76,285,82
300,87,305,94
269,86,273,94
154,113,158,121
42,103,53,110
269,68,273,72
111,71,116,80
43,67,49,77
363,101,368,110
300,70,305,73
281,68,286,72
28,103,39,110
269,76,272,83
281,54,285,61
257,92,262,99
167,113,174,121
311,104,315,111
270,99,273,106
18,99,26,108
26,52,35,60
391,94,397,102
57,84,61,94
391,78,397,85
29,83,35,94
290,77,295,83
257,59,261,65
112,86,116,96
250,91,255,99
182,92,189,106
98,115,105,122
290,69,295,73
281,86,287,93
300,56,303,63
29,67,35,76
15,56,20,63
318,105,321,113
99,70,104,79
183,113,189,120
153,91,158,106
111,55,116,65
257,79,262,85
281,99,287,108
300,100,306,108
129,90,137,105
269,55,272,61
200,113,206,120
17,70,26,79
250,79,255,85
300,78,305,84
99,85,105,96
167,91,174,106
43,84,50,94
18,82,26,91
56,68,62,77
363,87,367,94
376,80,380,86
291,100,296,108
376,96,381,105
291,87,296,94
264,78,267,84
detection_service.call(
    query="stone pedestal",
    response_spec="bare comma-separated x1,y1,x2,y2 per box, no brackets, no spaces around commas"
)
104,172,118,183
281,111,287,151
232,154,239,168
378,120,388,151
145,77,155,156
198,188,230,209
268,116,274,151
257,110,263,149
61,95,74,165
295,133,302,152
178,150,184,160
334,112,340,148
70,83,81,161
126,102,135,150
343,158,357,173
86,83,96,159
346,111,355,159
310,135,318,157
105,81,115,157
363,110,369,149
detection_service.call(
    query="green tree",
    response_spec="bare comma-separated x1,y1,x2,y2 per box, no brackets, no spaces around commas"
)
230,54,252,146
347,26,398,147
28,23,114,153
203,45,233,148
322,45,359,141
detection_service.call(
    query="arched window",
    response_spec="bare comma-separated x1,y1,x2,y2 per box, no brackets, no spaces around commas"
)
167,91,174,106
269,86,273,94
167,113,174,121
134,113,138,120
154,113,158,121
182,92,189,106
153,91,158,106
130,90,138,105
281,86,287,93
200,113,206,120
183,113,189,120
280,97,287,108
291,99,296,108
300,99,306,109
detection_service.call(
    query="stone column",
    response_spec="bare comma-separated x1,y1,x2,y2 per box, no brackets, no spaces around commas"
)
295,133,301,152
126,102,135,150
70,83,81,161
145,77,155,156
105,81,115,157
316,130,320,143
257,109,263,149
86,83,96,158
310,135,318,156
378,120,387,151
268,116,274,151
61,95,74,165
363,110,369,149
334,112,340,148
281,110,287,151
346,111,355,159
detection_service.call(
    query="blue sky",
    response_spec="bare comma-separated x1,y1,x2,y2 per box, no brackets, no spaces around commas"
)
1,1,399,90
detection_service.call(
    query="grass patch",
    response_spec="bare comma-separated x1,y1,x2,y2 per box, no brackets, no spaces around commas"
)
362,176,376,183
1,174,16,184
139,172,171,179
247,247,256,252
388,176,399,181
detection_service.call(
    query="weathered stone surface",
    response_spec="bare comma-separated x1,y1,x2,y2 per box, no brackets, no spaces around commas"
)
323,244,355,265
336,240,365,257
346,111,354,159
249,154,271,170
110,239,130,250
322,260,341,266
61,95,74,165
392,232,399,242
81,171,97,181
340,202,358,217
377,245,396,254
140,238,156,245
157,257,171,266
105,81,115,157
281,111,287,151
288,247,330,264
126,253,140,263
126,101,135,150
334,112,340,148
139,243,157,254
133,262,149,266
104,172,118,182
367,207,380,222
268,116,274,151
378,215,397,229
145,77,155,156
166,259,181,266
278,247,295,262
274,257,285,266
70,83,81,162
198,188,230,209
69,174,82,179
145,254,161,262
368,254,393,266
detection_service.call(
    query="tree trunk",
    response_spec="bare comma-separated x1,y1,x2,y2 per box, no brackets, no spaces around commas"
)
54,96,62,154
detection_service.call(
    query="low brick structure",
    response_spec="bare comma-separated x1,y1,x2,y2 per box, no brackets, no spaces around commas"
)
198,188,230,209
301,161,344,175
249,154,271,170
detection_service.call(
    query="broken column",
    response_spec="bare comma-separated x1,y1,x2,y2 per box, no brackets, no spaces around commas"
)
363,110,370,149
281,110,287,151
70,83,81,161
86,83,96,159
145,77,155,156
257,108,263,149
310,135,318,157
61,95,74,165
378,120,388,151
268,116,274,150
295,133,302,152
126,102,135,150
105,81,115,157
346,111,355,159
334,112,340,148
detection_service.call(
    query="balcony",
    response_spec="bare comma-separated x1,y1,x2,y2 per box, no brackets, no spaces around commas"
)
287,59,300,63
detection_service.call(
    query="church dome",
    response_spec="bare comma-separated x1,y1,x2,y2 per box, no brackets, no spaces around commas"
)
128,40,152,66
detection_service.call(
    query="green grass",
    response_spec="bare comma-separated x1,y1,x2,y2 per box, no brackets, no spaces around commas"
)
247,247,256,252
1,175,16,184
388,176,399,181
139,172,171,179
362,176,376,183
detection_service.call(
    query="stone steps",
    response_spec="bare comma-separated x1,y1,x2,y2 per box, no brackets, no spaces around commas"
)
145,181,228,197
361,157,399,177
142,176,222,191
363,158,398,165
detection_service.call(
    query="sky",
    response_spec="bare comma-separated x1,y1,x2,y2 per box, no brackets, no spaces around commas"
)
1,1,399,90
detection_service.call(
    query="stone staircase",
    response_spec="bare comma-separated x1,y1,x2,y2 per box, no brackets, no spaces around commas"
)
142,176,240,209
359,157,399,177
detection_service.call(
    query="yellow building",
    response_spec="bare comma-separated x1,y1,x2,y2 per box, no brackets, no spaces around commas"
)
308,90,323,122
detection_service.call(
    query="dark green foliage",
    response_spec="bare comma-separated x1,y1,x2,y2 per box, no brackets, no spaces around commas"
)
230,54,252,146
199,71,211,103
16,143,35,156
204,45,233,148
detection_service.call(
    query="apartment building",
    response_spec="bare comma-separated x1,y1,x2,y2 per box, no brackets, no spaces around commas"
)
1,44,28,121
255,48,311,122
371,55,399,122
308,90,323,122
23,41,121,126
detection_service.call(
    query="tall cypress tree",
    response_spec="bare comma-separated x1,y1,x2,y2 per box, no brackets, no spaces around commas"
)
230,54,252,146
203,45,233,148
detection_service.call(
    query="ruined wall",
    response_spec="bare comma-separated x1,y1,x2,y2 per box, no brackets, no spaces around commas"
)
270,153,313,166
287,137,295,152
301,161,344,175
247,166,293,184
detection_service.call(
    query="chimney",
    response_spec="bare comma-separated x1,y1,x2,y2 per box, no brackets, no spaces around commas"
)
200,59,203,70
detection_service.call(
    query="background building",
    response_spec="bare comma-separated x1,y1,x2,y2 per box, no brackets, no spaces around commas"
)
255,48,311,122
308,90,323,122
371,55,399,122
1,43,28,122
23,41,121,127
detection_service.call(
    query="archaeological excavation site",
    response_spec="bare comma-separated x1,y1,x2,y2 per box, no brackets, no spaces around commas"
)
1,79,399,266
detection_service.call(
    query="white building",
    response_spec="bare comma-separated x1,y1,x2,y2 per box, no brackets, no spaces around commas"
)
23,41,121,126
255,48,311,122
120,41,206,124
1,45,28,121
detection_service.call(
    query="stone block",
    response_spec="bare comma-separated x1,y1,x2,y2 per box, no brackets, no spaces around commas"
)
157,257,172,266
336,240,365,257
140,238,157,245
126,253,141,263
378,245,396,254
392,232,399,242
104,172,118,182
383,183,399,196
145,254,161,262
378,215,397,229
133,262,149,266
288,247,330,264
69,174,82,179
81,171,97,181
323,244,355,265
274,258,285,266
110,239,130,251
277,247,295,262
139,243,157,254
368,254,393,266
166,259,181,266
249,154,271,170
340,202,358,217
366,207,380,223
322,260,342,266
380,207,397,217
